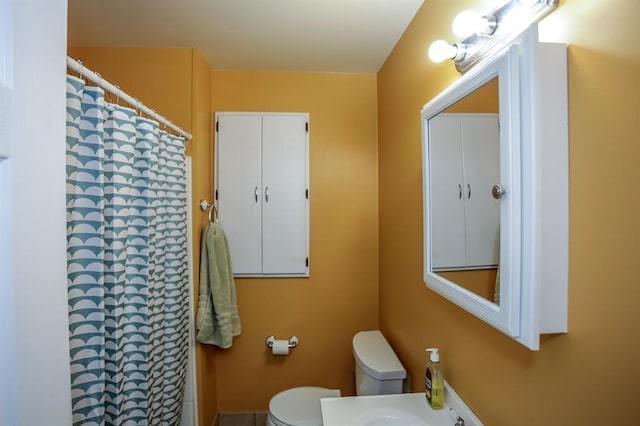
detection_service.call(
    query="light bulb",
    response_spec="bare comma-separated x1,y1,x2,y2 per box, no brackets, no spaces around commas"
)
428,40,458,63
453,10,480,38
452,10,497,38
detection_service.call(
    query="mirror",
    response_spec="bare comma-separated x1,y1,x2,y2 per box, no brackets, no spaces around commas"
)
422,46,521,336
430,76,500,303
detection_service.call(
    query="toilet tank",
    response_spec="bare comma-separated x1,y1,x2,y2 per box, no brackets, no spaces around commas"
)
352,330,406,396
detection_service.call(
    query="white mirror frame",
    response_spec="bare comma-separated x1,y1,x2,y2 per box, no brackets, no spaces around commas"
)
422,46,521,337
421,25,568,350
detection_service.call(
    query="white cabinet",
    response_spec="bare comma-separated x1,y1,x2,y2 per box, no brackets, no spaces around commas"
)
215,112,309,277
429,113,499,270
422,29,568,349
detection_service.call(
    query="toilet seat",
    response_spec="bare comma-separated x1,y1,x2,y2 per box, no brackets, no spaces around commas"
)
269,386,341,426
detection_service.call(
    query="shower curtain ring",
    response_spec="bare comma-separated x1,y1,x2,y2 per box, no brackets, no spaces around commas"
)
95,72,102,87
115,85,121,104
78,60,83,79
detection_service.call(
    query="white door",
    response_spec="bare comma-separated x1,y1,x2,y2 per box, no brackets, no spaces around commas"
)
216,114,263,274
262,114,308,275
429,114,466,269
3,1,72,425
0,158,14,426
0,0,14,418
461,115,500,267
0,0,10,157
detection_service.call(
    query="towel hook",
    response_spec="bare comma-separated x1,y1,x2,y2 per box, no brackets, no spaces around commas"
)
200,199,219,223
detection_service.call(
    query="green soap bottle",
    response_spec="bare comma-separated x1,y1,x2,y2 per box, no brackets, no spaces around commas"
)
425,348,444,409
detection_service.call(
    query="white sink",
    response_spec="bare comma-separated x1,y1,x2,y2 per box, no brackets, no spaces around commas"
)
320,382,482,426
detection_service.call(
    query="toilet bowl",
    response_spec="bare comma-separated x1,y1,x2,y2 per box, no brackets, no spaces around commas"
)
267,386,341,426
266,330,406,426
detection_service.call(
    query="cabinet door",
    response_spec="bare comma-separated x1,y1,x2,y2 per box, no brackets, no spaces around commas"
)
461,115,500,267
216,114,263,274
261,114,309,275
429,115,466,269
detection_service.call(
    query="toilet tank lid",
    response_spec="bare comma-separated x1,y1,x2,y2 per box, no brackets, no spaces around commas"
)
353,330,406,380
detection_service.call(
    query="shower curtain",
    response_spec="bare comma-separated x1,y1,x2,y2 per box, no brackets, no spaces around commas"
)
65,75,189,425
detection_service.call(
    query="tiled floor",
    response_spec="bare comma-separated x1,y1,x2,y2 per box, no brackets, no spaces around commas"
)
217,412,268,426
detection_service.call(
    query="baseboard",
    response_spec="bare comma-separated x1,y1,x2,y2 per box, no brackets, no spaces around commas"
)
217,412,268,426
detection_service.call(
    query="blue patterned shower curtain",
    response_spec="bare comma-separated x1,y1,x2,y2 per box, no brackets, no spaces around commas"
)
65,75,190,425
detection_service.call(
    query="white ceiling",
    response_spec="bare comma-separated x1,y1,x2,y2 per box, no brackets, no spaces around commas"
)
67,0,424,74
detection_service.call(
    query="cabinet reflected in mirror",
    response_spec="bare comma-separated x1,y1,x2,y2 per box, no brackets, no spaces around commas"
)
430,77,501,305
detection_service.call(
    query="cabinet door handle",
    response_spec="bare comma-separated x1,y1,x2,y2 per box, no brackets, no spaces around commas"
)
458,184,462,199
255,186,259,203
491,184,505,199
467,184,471,199
265,186,269,203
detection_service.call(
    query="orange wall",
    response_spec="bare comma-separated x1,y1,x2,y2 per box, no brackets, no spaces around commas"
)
444,76,498,113
67,47,217,426
190,51,217,426
67,47,193,133
210,71,379,412
378,1,639,425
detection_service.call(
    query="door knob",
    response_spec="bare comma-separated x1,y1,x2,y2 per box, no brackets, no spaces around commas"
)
491,184,505,199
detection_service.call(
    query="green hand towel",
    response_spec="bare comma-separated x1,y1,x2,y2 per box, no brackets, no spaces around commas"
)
196,222,241,348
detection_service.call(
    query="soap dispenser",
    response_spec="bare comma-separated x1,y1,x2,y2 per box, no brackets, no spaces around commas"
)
425,348,444,409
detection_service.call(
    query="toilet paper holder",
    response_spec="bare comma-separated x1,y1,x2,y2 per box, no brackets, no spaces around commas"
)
265,335,299,349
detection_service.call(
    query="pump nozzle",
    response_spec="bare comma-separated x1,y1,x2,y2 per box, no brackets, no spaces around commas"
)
426,348,440,362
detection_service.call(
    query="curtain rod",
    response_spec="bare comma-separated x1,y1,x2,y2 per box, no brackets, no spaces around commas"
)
66,56,192,141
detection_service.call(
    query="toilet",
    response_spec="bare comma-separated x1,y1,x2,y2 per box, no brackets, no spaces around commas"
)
266,330,406,426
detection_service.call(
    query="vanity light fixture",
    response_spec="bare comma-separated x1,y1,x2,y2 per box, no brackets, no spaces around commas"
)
428,0,558,74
